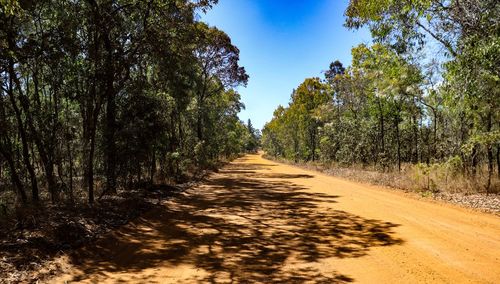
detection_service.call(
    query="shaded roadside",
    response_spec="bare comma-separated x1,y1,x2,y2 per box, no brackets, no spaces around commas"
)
0,185,183,283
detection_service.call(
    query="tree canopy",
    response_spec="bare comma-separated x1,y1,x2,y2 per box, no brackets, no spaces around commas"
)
263,0,499,192
0,0,255,206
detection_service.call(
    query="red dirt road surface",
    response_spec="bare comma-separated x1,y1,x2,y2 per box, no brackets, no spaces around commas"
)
49,154,500,283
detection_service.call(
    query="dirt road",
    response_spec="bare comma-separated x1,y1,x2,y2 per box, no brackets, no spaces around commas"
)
50,154,500,283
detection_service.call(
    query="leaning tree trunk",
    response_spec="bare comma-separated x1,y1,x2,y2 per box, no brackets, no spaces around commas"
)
6,75,39,203
5,29,39,202
0,143,27,204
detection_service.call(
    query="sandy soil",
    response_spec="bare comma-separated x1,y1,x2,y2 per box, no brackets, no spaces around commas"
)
48,154,500,283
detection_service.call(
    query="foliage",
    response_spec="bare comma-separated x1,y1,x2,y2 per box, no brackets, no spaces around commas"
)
263,0,499,193
0,0,254,206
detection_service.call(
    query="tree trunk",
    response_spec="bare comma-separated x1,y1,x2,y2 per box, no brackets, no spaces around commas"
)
471,146,478,177
395,116,401,172
485,111,493,194
496,144,500,178
0,143,27,204
377,98,385,170
86,128,96,204
104,89,117,194
412,115,419,163
104,27,117,195
84,0,104,204
486,145,493,194
197,107,203,141
150,150,156,184
433,109,438,159
4,25,39,202
310,124,316,162
197,84,207,142
29,69,59,202
6,67,39,203
67,139,74,203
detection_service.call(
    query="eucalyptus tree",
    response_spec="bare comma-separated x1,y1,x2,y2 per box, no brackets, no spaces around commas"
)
0,0,255,207
263,0,498,193
193,22,248,142
345,0,499,187
262,78,330,162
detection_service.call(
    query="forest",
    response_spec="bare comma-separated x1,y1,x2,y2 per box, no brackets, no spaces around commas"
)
0,0,260,209
0,0,499,283
262,0,499,194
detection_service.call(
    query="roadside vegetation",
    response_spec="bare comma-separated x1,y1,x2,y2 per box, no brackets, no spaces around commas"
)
0,0,264,208
0,0,262,280
262,0,499,195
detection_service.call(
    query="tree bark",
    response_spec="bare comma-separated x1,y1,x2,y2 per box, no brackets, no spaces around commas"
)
0,92,27,204
395,115,401,172
0,144,27,204
377,98,385,169
104,41,117,195
6,59,39,203
150,150,156,184
496,143,500,178
485,111,493,194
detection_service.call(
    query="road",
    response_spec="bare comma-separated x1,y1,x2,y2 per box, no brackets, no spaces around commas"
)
50,154,500,283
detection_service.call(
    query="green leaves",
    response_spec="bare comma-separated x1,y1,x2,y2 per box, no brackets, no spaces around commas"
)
0,0,253,205
345,0,456,55
263,0,499,192
262,78,331,161
462,131,500,156
0,0,20,15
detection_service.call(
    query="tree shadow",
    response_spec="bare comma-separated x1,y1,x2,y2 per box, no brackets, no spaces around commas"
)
219,169,315,179
62,161,403,283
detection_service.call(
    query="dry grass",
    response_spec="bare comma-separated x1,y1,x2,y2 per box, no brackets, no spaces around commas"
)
263,155,500,214
409,163,500,194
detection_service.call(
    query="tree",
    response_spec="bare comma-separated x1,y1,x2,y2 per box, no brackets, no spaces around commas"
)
325,60,346,81
0,0,252,207
262,0,499,193
245,119,258,152
194,22,248,142
262,78,330,162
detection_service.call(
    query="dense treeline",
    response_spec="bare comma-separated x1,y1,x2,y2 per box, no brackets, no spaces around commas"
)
0,0,257,206
263,0,499,193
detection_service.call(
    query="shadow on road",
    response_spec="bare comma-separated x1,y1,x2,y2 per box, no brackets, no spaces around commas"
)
65,161,403,283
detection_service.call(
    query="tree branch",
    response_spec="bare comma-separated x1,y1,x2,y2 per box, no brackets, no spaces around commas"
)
416,20,457,57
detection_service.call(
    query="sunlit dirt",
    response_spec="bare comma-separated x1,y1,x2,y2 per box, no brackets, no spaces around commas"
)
49,154,500,283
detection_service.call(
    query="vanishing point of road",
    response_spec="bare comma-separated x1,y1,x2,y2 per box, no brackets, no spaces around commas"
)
51,154,500,283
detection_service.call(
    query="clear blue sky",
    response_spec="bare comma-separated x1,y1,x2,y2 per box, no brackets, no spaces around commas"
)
202,0,371,130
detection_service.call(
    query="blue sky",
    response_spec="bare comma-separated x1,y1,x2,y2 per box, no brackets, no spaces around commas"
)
202,0,371,130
